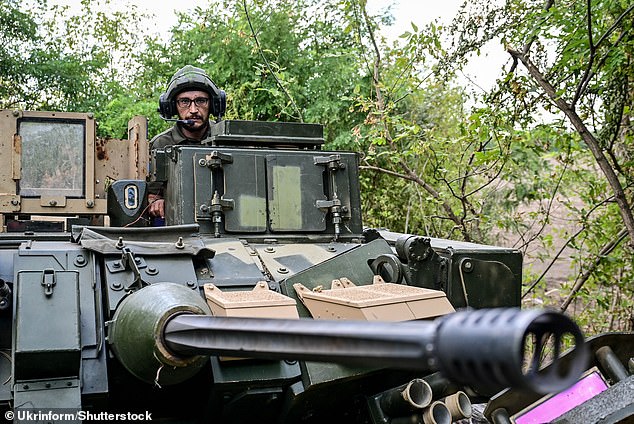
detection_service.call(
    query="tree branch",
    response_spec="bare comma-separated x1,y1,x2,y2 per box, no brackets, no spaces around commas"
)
572,0,596,106
594,3,634,49
243,0,303,122
507,47,634,246
358,2,470,240
560,228,628,312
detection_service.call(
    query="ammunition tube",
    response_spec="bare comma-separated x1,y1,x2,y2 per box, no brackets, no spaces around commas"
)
596,346,629,383
421,401,451,424
442,391,472,421
490,407,512,424
379,379,432,416
422,372,460,399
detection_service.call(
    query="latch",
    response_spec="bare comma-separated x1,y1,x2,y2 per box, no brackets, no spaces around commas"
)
314,155,347,240
315,197,343,239
196,151,234,236
41,268,56,296
314,154,344,171
200,151,233,168
209,191,234,237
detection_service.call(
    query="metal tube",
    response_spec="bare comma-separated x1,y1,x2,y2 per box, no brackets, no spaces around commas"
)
490,407,512,424
379,379,433,416
165,314,438,370
422,372,460,399
421,401,451,424
596,346,629,383
442,391,472,421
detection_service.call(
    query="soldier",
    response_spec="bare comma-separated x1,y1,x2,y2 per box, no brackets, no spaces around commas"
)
148,65,225,219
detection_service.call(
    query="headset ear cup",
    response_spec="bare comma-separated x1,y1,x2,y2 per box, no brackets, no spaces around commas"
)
158,92,175,119
214,90,226,119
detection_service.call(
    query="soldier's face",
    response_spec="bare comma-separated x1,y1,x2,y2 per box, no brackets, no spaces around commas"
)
175,90,210,130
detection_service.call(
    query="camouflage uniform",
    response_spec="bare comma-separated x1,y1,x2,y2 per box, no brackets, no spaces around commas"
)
149,122,211,150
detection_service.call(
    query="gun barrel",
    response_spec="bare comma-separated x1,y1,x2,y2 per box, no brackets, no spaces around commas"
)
164,308,588,394
164,314,437,368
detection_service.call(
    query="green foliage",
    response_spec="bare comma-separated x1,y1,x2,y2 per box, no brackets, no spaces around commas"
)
121,0,369,144
0,0,146,116
435,0,634,333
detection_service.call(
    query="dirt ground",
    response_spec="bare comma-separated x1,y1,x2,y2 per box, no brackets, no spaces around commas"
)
494,195,581,307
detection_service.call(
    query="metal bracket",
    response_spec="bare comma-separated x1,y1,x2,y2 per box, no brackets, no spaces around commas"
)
15,378,79,392
0,195,20,212
106,253,147,274
202,151,233,169
314,155,346,240
105,247,149,291
121,247,149,290
208,191,235,237
40,196,67,208
315,198,341,210
41,268,56,296
314,154,343,170
211,191,234,211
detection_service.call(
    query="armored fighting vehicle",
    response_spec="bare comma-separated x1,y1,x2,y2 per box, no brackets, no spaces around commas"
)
0,108,630,423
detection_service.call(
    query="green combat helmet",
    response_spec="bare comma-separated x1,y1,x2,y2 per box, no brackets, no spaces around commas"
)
158,64,226,120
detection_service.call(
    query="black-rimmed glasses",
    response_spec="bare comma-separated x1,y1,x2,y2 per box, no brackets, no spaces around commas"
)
175,97,210,109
